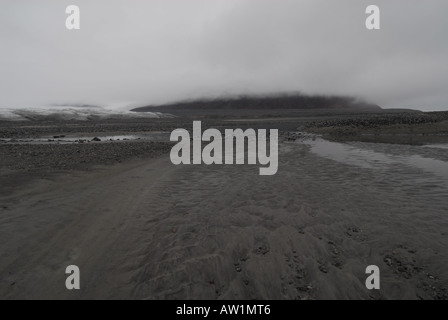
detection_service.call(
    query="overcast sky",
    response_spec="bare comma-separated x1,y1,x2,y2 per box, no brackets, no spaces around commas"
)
0,0,447,111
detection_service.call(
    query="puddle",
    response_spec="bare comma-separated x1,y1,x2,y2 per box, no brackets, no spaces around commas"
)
302,136,448,179
303,138,391,170
407,155,448,178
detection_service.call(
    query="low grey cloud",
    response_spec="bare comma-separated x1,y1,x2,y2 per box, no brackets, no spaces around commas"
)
0,0,447,111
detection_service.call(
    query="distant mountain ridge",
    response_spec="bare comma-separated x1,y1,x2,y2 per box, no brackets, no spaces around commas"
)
132,94,382,114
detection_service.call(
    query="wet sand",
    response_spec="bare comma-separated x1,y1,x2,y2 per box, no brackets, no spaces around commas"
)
1,133,447,299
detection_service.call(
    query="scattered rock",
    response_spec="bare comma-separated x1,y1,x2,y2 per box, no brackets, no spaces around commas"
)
332,260,342,268
234,263,242,272
318,265,328,273
297,285,313,292
255,245,270,255
384,252,422,279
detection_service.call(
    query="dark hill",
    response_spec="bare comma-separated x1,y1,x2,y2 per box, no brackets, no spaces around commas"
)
131,94,382,116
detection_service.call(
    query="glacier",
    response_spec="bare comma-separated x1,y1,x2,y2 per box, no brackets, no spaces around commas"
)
0,106,173,121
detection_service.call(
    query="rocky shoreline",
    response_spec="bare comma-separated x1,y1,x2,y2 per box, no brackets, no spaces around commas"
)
301,111,448,144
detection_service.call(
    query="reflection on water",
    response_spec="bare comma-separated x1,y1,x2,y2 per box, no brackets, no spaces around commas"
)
303,137,448,179
423,144,448,150
407,156,448,178
304,138,390,170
